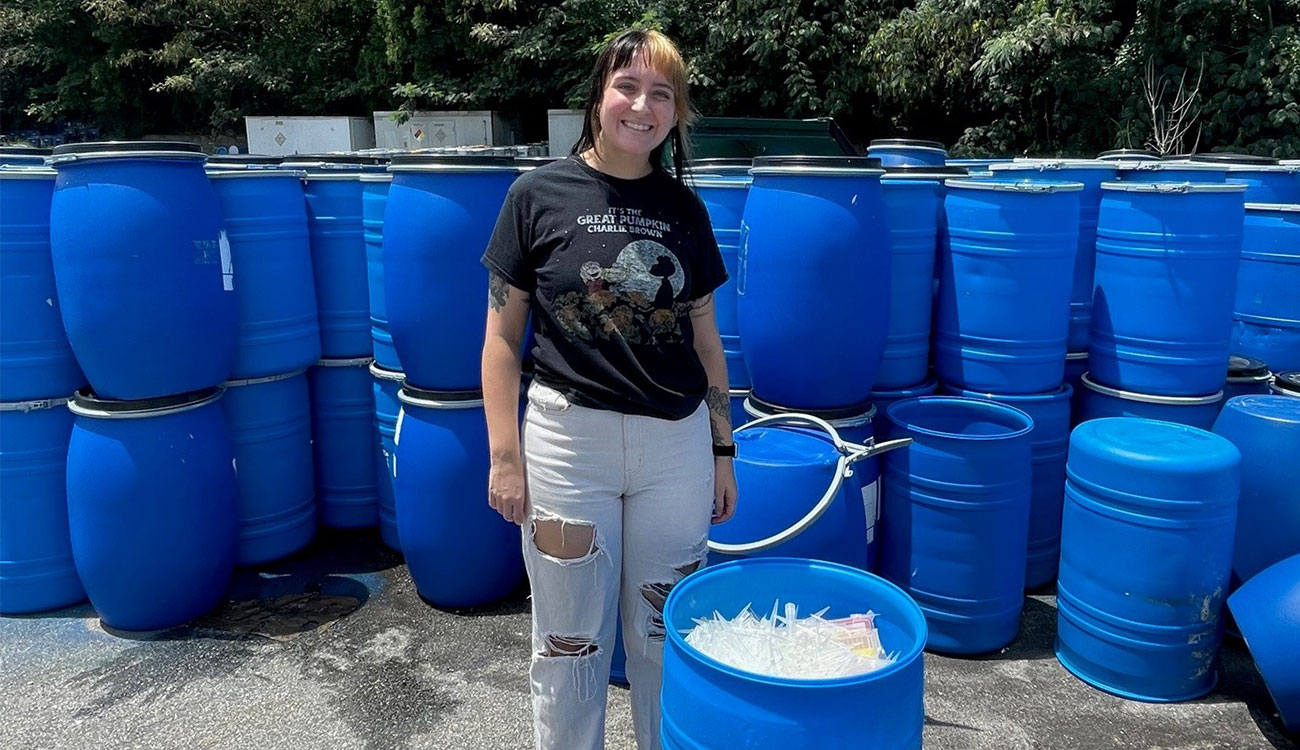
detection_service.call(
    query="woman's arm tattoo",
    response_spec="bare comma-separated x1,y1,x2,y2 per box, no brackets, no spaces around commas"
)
704,385,732,444
488,272,509,312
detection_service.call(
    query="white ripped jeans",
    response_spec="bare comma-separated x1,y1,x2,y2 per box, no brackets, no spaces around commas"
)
521,381,714,750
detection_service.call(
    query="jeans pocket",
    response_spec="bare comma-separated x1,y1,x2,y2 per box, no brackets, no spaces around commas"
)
528,382,573,414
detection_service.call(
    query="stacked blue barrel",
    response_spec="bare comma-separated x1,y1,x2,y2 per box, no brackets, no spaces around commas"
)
719,155,892,573
384,154,525,607
1081,180,1248,429
43,141,242,629
282,155,382,534
0,161,87,616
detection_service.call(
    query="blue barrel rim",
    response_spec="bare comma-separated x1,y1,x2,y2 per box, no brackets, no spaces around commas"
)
48,149,206,167
301,172,363,182
1080,372,1223,405
0,395,71,413
663,557,928,687
886,395,1034,439
1102,180,1246,193
943,382,1073,403
869,138,946,152
225,369,308,389
944,177,1084,193
744,392,876,424
742,396,875,432
1245,202,1300,213
369,362,405,382
0,166,55,179
1098,149,1160,161
750,155,883,176
68,385,223,419
1223,164,1300,174
685,175,753,189
359,172,394,183
206,169,306,181
1111,161,1228,173
1067,351,1088,361
315,357,375,368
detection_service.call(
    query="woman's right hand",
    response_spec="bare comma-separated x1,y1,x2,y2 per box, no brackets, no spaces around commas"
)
488,457,529,525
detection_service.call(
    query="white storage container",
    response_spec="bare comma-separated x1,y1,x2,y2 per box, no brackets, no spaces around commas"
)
373,111,514,150
547,109,586,157
244,116,375,155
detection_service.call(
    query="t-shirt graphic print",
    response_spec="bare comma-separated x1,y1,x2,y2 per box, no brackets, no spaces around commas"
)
482,156,728,420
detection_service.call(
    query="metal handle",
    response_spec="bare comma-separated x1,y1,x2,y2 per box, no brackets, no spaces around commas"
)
708,414,912,556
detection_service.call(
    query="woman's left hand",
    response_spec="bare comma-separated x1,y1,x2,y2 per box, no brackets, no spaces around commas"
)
712,457,738,524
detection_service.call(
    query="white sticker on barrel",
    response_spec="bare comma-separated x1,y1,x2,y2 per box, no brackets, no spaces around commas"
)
394,408,405,447
861,480,880,544
218,230,235,291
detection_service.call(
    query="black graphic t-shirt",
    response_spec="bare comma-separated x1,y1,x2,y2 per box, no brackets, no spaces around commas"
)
482,156,728,420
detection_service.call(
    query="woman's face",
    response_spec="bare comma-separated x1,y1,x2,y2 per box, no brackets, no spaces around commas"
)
595,56,678,159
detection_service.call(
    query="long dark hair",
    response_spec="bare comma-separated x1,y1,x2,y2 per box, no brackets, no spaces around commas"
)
571,29,695,180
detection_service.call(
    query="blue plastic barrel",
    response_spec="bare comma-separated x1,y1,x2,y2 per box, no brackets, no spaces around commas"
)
661,558,926,750
0,147,51,166
362,173,400,370
711,410,891,572
940,384,1072,589
204,155,282,171
0,166,85,401
221,371,316,566
49,141,237,400
302,166,371,358
935,178,1082,393
1057,418,1239,701
308,357,378,528
1222,355,1272,404
738,156,890,410
990,160,1117,350
870,378,939,417
66,387,238,630
1223,165,1300,203
1273,371,1300,397
394,384,525,607
687,160,752,389
1065,352,1088,424
1076,372,1222,429
385,155,517,390
1232,204,1300,372
868,138,947,167
879,176,942,387
1212,396,1300,587
1227,554,1300,731
1090,181,1246,395
879,397,1033,654
1115,162,1227,183
370,362,403,551
0,396,85,614
208,169,321,378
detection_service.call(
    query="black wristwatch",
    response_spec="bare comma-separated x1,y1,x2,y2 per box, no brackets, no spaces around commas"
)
712,443,737,458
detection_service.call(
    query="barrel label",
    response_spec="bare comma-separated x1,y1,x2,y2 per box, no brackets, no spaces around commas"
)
862,480,880,543
218,230,235,291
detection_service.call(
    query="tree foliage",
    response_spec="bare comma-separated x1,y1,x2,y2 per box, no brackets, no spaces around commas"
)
3,0,1297,156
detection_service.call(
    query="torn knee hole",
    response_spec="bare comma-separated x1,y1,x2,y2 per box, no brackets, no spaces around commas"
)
531,517,598,562
541,635,598,658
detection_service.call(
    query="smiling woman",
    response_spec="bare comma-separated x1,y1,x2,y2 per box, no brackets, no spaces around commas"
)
478,28,737,750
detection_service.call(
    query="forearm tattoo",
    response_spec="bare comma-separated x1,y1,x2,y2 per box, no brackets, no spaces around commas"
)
704,385,732,445
488,272,509,312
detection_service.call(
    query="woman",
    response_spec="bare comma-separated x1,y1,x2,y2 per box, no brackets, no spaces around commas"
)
480,27,739,750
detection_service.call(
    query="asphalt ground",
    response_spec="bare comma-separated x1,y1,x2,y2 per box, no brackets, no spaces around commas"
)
2,529,1296,750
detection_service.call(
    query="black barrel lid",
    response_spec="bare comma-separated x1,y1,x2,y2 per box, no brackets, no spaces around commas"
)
1228,355,1270,379
207,154,283,165
389,154,516,169
398,381,484,402
1188,153,1279,166
884,165,969,176
746,392,875,422
1098,149,1159,161
869,138,947,151
71,385,220,414
750,155,882,170
0,146,52,156
1272,371,1300,396
52,140,203,156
